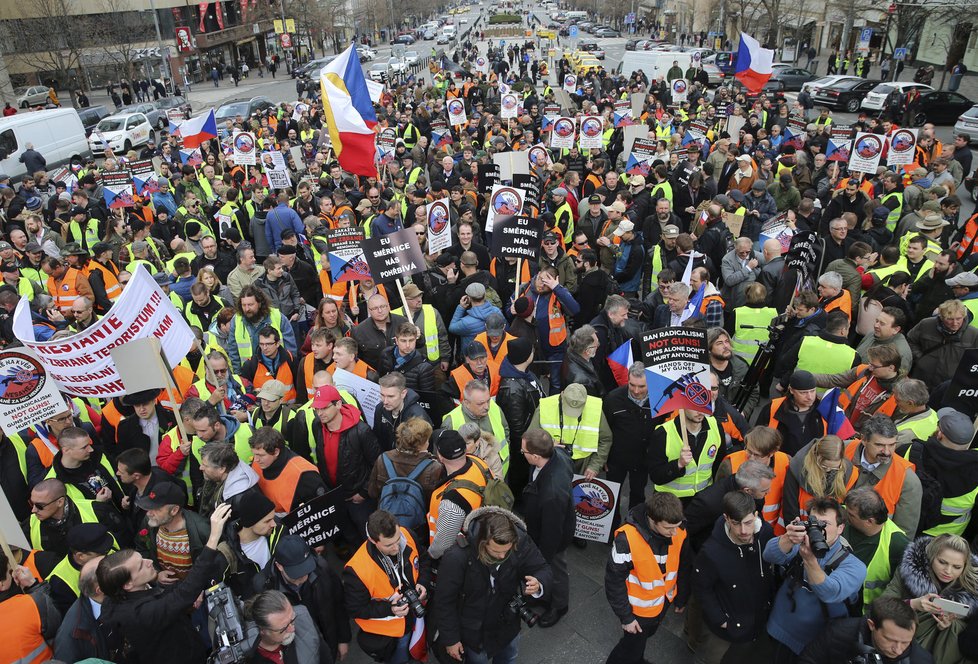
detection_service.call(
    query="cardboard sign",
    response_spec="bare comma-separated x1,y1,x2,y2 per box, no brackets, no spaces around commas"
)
725,115,746,145
942,349,978,420
630,92,645,118
102,171,135,209
332,367,381,427
623,124,648,157
362,228,427,283
572,475,622,543
447,98,467,126
427,197,452,254
500,92,520,119
640,327,713,417
232,130,257,165
327,228,370,282
478,162,500,194
262,150,292,189
0,348,68,435
11,266,194,398
375,127,397,165
850,132,885,174
281,489,342,546
491,215,544,260
721,210,744,238
492,150,529,182
625,138,657,177
671,78,689,103
614,100,634,128
887,128,918,167
549,116,576,149
579,115,604,149
486,184,526,233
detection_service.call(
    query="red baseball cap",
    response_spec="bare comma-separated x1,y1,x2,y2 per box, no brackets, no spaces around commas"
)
311,385,341,408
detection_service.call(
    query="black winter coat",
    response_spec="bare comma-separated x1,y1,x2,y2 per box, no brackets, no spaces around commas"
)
799,617,934,664
590,310,630,393
603,385,655,471
692,517,776,643
433,507,552,656
560,351,605,397
115,406,177,458
495,359,545,450
377,348,436,396
371,390,431,452
518,451,575,560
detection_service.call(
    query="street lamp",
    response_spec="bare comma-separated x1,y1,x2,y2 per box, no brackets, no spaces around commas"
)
147,0,170,89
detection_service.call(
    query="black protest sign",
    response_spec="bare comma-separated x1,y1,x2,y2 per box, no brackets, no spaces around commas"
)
512,174,541,208
478,162,501,194
943,349,978,420
784,230,819,285
362,228,427,283
280,489,342,546
491,215,544,260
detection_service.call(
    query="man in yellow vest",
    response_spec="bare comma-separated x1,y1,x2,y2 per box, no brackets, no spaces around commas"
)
442,381,510,477
777,311,858,393
528,383,611,480
226,285,296,373
891,379,939,445
392,282,450,372
843,487,909,610
649,406,725,504
606,492,690,661
48,523,115,616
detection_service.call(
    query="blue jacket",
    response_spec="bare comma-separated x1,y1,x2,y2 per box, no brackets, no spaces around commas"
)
370,213,402,237
763,536,866,654
449,302,503,349
152,191,177,217
264,203,305,252
613,234,645,293
529,284,580,355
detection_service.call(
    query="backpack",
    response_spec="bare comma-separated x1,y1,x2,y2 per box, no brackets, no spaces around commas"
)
379,455,435,529
448,457,515,511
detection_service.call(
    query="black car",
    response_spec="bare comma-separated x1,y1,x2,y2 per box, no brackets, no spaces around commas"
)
729,78,786,103
215,96,274,124
911,90,975,126
392,33,417,45
811,78,878,112
77,105,112,137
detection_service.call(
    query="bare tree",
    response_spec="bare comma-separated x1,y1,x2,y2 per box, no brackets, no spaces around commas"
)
4,0,87,89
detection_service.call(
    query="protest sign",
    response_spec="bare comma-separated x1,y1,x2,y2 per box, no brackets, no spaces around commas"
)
640,327,713,417
362,228,427,283
572,476,622,543
427,197,452,254
826,125,854,162
281,490,342,545
942,349,978,420
850,132,885,173
493,150,530,182
447,98,467,126
784,116,808,149
0,348,68,435
486,184,526,233
179,147,203,167
327,228,370,282
887,128,918,167
563,73,577,93
721,211,744,237
671,78,689,103
102,171,135,209
49,166,77,192
128,159,159,196
289,146,306,172
375,127,397,166
550,117,576,150
512,174,541,210
631,93,645,118
491,215,544,260
11,266,194,398
232,131,257,165
431,119,453,149
478,162,500,194
623,124,647,157
262,150,292,189
541,104,561,132
725,115,746,145
760,214,796,253
625,138,657,177
528,144,552,169
579,115,604,149
0,490,31,554
333,367,382,427
500,92,520,119
613,100,634,128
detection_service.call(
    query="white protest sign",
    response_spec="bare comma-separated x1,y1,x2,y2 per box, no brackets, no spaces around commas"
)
0,348,68,435
0,490,31,552
447,98,467,126
849,132,885,174
332,367,381,427
549,117,576,150
261,150,292,189
500,92,520,119
572,475,622,543
427,197,452,254
232,131,257,165
486,184,526,233
579,115,604,149
11,265,195,398
887,128,918,167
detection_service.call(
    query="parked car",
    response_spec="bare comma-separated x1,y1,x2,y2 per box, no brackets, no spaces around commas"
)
88,112,153,154
387,57,408,74
392,33,417,45
357,46,377,62
154,95,192,122
729,78,786,102
404,50,421,66
578,42,605,59
861,82,933,111
953,104,978,143
770,65,817,91
367,62,389,82
293,56,335,79
215,96,274,124
120,102,166,130
593,27,621,38
702,62,724,87
77,105,112,137
811,78,878,112
801,74,862,95
14,85,50,109
910,90,974,126
0,109,92,180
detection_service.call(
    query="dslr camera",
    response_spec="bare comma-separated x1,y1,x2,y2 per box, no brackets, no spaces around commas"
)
800,516,830,558
508,584,539,628
396,585,425,618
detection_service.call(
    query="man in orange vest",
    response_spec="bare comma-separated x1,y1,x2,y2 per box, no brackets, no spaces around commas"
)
521,267,580,390
240,326,299,404
812,344,902,428
0,553,61,664
756,370,828,456
844,414,922,535
606,492,690,662
716,426,791,535
42,253,94,316
297,329,335,400
342,509,430,663
442,340,499,405
249,427,324,514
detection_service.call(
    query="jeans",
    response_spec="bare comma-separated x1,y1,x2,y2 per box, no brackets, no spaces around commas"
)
464,634,519,664
387,632,412,664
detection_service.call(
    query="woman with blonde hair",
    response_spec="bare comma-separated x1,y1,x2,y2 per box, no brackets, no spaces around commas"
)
780,435,858,524
457,422,504,479
882,534,978,663
196,265,233,303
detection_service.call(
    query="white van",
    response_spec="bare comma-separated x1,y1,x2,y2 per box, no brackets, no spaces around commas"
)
0,109,92,181
565,10,588,20
620,51,693,79
442,25,457,39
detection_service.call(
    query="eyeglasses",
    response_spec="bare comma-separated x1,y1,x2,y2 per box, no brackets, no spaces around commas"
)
49,413,74,423
266,615,298,634
31,495,65,510
212,368,229,375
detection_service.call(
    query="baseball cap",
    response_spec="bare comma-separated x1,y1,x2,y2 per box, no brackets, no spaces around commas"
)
936,408,975,446
465,282,486,299
946,272,978,288
312,384,341,408
728,189,745,203
257,379,288,401
629,175,646,187
434,428,467,460
136,481,186,510
0,261,18,273
662,225,680,238
588,194,602,204
609,201,627,214
789,370,817,391
485,312,506,335
751,180,767,192
542,231,560,243
613,220,635,236
464,340,488,359
66,524,115,555
561,384,588,417
736,154,751,162
25,241,43,254
69,205,87,217
273,535,318,578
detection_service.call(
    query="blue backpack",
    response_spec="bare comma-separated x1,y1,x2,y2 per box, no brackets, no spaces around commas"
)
379,455,435,529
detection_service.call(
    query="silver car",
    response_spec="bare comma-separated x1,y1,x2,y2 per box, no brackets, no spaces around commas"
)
14,85,51,108
953,104,978,144
121,102,167,129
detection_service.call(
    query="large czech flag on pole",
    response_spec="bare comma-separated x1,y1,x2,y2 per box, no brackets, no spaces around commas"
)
178,109,217,149
320,44,379,177
735,33,774,94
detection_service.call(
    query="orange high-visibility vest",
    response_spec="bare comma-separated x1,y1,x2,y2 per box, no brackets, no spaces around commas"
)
345,526,420,637
319,269,347,302
427,456,489,545
347,283,389,313
728,449,791,535
47,267,84,309
449,363,500,399
473,331,517,374
798,467,859,517
252,453,320,513
615,523,686,618
327,358,375,380
88,259,122,303
0,593,54,664
524,289,568,346
250,352,297,403
302,353,334,399
822,289,853,322
845,440,915,515
838,366,898,420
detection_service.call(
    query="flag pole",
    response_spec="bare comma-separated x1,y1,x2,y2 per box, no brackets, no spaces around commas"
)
515,257,523,295
678,408,691,461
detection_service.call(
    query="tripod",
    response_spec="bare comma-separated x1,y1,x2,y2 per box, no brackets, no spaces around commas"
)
733,319,786,412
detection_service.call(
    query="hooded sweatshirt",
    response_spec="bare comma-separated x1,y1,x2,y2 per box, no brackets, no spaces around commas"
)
320,403,362,485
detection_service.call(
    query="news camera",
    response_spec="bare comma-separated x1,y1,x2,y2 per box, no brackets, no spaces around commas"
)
206,583,250,664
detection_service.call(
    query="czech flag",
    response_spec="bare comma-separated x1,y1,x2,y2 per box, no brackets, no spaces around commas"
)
177,108,217,149
817,387,857,439
321,44,379,177
607,340,634,386
735,33,774,94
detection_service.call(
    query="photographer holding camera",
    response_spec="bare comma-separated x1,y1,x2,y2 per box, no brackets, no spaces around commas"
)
432,506,552,663
763,496,867,663
342,509,431,664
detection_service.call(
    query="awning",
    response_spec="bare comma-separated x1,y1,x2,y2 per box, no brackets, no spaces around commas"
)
236,36,257,46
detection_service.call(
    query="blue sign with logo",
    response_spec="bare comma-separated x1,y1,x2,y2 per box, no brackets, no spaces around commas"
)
860,28,873,43
569,26,579,38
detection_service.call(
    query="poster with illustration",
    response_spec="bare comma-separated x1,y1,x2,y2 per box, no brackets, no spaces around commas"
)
579,115,604,149
486,184,526,233
850,132,885,173
549,116,576,149
426,197,452,254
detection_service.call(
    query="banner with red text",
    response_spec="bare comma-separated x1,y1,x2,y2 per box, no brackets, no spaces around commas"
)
11,265,195,398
